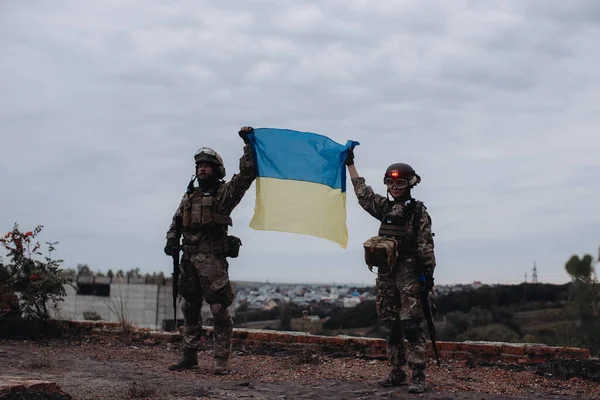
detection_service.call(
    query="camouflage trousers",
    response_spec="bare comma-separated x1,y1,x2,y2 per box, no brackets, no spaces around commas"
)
178,250,235,361
375,259,427,373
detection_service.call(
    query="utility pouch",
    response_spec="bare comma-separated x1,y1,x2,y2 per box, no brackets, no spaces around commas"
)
226,235,242,258
363,236,398,276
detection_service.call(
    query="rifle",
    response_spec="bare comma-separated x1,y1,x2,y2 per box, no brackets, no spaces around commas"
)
413,204,440,366
171,216,183,332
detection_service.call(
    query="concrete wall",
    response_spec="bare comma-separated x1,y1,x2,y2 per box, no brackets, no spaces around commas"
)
52,277,234,330
55,281,159,329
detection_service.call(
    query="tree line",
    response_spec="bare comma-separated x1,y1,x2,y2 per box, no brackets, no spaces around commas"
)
62,263,167,284
304,249,600,357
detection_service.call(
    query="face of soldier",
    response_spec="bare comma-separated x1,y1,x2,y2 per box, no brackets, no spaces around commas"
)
196,162,214,180
389,185,406,198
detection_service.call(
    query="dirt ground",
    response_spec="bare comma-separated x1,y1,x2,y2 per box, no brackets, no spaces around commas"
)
1,334,599,400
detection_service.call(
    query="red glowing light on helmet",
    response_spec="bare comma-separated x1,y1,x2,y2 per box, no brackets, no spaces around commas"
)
390,170,399,178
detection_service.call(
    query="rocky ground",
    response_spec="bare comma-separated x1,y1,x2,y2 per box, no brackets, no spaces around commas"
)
1,333,599,400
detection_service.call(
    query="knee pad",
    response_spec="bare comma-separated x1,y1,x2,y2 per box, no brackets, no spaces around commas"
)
400,319,420,343
384,320,403,345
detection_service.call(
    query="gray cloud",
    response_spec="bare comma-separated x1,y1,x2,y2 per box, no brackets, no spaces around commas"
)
1,0,598,286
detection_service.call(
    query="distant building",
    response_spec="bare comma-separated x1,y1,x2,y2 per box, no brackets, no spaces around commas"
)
53,276,235,331
343,297,361,308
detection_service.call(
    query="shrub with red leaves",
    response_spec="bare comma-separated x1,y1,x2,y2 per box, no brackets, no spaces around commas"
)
0,223,72,322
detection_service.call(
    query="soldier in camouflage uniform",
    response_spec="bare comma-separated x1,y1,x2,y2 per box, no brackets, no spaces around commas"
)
345,149,436,394
164,126,256,375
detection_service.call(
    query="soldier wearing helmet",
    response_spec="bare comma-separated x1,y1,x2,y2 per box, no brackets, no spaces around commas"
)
164,126,256,375
345,149,436,394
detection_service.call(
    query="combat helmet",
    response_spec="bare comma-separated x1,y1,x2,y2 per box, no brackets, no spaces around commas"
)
383,163,421,188
194,147,226,180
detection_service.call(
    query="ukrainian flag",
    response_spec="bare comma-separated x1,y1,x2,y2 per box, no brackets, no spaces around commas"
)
247,128,359,249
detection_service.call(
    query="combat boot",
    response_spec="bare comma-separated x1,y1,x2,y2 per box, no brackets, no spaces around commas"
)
408,368,426,393
213,357,230,375
168,348,198,371
377,369,408,387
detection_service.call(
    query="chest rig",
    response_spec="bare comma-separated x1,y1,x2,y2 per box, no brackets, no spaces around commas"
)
182,187,232,231
378,199,418,259
180,185,243,259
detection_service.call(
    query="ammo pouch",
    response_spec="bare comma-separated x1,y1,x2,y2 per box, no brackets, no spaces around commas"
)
363,236,398,276
226,235,242,258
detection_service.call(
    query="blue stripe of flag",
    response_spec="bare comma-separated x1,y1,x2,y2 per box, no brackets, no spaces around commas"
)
248,128,359,191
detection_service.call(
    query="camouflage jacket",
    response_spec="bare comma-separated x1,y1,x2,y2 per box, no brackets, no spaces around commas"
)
351,177,436,276
166,144,256,244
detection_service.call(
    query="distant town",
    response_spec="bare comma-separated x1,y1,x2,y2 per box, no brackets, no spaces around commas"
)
61,263,525,313
231,280,486,311
66,264,488,312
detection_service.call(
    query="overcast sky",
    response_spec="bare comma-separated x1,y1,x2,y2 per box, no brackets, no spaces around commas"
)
1,1,599,287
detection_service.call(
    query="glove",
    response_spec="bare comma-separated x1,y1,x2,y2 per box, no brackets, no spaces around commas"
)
164,238,180,256
239,126,254,144
345,148,354,166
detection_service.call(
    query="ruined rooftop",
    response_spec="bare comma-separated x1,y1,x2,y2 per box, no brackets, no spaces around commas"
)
1,320,600,400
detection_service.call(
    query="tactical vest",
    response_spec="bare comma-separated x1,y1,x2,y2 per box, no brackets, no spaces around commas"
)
377,200,418,258
182,188,232,231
